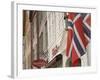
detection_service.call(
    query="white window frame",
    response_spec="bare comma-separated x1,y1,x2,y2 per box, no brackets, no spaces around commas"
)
11,1,97,78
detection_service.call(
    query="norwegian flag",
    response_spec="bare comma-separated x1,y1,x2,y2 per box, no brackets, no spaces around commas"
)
66,12,91,66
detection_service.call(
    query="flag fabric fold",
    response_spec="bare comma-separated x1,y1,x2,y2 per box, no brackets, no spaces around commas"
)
66,12,91,67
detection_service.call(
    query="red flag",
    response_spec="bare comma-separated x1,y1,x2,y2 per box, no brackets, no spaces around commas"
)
66,12,91,66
